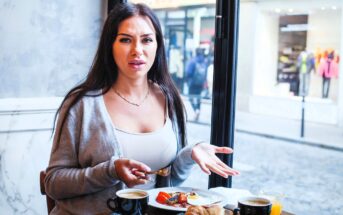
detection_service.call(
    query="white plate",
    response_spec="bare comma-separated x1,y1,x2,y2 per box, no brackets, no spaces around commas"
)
147,187,226,212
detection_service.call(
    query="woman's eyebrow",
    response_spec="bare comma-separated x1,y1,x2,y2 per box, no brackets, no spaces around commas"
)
117,33,132,37
141,33,154,37
117,33,154,37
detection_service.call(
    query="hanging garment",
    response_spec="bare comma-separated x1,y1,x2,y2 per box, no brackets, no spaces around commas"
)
318,58,339,78
297,51,315,74
297,51,315,96
300,52,308,73
318,56,339,98
322,77,331,98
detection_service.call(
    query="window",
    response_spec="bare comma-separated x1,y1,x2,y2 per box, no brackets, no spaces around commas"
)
234,0,343,214
122,0,343,214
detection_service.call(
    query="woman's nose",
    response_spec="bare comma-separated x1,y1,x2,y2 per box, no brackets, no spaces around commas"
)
131,42,143,57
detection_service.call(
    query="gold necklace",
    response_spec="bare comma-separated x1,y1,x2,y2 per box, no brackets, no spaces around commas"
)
113,85,150,107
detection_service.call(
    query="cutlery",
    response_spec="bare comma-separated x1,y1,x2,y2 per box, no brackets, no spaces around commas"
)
146,166,171,176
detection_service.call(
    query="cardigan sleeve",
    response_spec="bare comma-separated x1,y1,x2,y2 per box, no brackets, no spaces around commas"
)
168,114,196,186
170,144,196,186
44,101,120,200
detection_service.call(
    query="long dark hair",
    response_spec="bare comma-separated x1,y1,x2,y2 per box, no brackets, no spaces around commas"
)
53,3,187,150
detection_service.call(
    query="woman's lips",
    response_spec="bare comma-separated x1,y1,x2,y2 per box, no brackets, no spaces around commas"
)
128,60,146,69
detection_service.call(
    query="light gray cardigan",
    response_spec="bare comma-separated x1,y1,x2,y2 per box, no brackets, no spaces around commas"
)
45,91,195,215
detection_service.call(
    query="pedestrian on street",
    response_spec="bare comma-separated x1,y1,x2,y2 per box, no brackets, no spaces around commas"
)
186,47,208,121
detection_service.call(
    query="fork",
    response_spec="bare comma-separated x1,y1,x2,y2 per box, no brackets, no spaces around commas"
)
145,166,171,176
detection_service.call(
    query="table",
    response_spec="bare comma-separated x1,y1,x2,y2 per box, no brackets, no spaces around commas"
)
146,187,294,215
147,205,294,215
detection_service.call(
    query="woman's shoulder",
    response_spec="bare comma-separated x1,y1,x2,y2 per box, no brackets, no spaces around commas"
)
150,82,166,104
150,81,164,95
60,89,103,115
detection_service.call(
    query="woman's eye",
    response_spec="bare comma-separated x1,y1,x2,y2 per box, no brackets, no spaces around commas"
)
142,37,153,43
118,38,131,43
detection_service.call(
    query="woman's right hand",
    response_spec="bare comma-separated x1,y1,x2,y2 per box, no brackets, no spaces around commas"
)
114,158,151,187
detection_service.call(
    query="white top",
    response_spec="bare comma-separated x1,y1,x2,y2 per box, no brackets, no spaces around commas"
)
115,104,178,189
116,118,177,170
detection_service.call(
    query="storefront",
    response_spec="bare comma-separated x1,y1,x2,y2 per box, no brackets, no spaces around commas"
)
238,0,342,125
131,0,343,126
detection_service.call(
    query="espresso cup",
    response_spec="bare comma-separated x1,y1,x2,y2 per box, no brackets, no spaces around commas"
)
107,189,149,215
228,196,272,215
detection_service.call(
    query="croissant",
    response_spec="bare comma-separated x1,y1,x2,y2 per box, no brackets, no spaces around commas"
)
206,205,224,215
185,205,224,215
185,206,209,215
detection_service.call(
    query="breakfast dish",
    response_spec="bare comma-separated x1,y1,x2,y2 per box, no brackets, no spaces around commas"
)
185,205,225,215
147,187,226,212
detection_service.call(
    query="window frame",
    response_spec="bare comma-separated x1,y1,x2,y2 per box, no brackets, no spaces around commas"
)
208,0,240,188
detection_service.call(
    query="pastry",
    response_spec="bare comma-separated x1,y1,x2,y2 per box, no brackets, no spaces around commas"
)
185,205,224,215
206,205,224,215
185,205,209,215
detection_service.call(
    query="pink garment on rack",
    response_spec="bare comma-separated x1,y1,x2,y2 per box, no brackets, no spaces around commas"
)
318,58,339,78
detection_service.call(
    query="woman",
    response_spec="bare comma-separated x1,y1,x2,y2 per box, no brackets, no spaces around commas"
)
45,3,239,214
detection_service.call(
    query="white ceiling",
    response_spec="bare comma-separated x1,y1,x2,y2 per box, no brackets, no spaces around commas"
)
246,0,342,15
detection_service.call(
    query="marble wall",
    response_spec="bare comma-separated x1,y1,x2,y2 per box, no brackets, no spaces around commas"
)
0,98,62,214
0,0,106,214
0,0,105,98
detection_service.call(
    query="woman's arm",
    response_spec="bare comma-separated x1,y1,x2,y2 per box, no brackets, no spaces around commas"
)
170,144,196,186
44,106,120,200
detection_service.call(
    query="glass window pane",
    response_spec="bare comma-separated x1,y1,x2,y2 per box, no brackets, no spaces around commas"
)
235,0,343,214
130,0,216,190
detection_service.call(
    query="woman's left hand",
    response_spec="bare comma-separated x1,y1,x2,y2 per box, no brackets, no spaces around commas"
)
191,143,240,178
